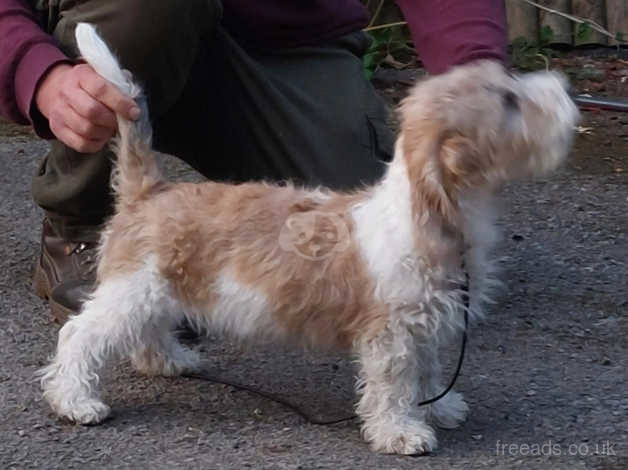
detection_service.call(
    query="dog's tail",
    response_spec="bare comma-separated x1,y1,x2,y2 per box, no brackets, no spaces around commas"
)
75,22,162,207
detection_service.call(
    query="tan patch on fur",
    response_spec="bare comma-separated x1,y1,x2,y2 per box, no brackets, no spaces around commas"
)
231,191,387,349
98,181,388,350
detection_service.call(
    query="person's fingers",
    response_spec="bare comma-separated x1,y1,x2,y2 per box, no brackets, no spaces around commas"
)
48,106,109,153
66,87,118,130
36,63,138,148
62,106,115,142
76,65,140,120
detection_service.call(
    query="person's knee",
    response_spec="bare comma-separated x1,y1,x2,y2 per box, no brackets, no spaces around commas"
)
54,0,221,54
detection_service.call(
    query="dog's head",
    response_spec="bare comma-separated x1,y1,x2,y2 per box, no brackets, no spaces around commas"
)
399,60,579,221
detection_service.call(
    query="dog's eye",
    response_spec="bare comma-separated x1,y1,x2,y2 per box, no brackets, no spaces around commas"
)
503,91,519,110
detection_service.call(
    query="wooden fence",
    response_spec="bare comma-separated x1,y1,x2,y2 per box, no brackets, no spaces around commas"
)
506,0,628,46
363,0,628,46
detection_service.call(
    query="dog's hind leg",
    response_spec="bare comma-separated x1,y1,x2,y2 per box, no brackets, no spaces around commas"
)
355,323,438,455
39,263,180,424
130,326,200,377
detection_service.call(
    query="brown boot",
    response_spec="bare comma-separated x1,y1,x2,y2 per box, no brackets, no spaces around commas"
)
32,218,98,324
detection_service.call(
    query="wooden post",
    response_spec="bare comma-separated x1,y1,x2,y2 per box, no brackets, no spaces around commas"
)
506,0,539,42
606,0,628,45
538,0,573,45
573,0,607,45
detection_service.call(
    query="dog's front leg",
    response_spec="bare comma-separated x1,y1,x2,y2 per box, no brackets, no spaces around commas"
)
421,338,469,430
355,322,437,455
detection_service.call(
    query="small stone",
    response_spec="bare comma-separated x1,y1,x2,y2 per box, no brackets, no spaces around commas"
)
526,390,537,397
602,357,611,366
472,434,483,440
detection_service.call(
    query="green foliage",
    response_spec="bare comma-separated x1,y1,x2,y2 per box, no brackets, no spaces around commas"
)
511,26,557,71
575,22,593,42
361,0,413,79
539,25,554,45
363,27,411,79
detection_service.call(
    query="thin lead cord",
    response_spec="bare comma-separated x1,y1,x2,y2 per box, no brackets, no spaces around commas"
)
417,270,470,407
417,311,468,406
181,370,356,425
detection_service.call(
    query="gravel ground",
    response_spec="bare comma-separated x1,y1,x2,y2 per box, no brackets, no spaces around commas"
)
0,95,627,469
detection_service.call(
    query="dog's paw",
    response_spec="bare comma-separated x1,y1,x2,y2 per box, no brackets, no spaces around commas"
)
428,390,469,429
52,398,111,425
363,419,437,455
40,365,110,424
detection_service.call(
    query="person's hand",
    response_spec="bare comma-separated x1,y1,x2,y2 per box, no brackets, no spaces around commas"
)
35,63,140,153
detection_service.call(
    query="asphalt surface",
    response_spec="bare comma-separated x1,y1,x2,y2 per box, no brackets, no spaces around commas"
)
1,108,626,469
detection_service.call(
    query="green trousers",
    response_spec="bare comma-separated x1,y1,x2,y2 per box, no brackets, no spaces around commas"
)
30,0,394,239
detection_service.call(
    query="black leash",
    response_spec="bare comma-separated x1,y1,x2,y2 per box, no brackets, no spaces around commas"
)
182,271,470,425
182,370,356,425
417,271,469,407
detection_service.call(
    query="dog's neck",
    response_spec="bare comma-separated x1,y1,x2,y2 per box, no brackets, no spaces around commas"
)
352,137,464,280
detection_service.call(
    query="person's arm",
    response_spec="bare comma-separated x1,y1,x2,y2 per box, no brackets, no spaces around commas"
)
0,0,139,152
0,0,71,136
396,0,508,75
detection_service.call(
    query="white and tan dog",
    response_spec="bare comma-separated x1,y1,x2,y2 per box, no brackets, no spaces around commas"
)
39,23,579,455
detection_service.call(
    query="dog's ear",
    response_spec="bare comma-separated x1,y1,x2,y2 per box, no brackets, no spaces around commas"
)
439,132,483,188
402,124,476,227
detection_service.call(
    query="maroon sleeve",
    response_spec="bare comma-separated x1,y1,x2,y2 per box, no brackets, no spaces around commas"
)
0,0,72,137
396,0,508,75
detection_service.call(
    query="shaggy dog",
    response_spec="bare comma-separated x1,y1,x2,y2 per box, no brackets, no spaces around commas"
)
39,23,579,455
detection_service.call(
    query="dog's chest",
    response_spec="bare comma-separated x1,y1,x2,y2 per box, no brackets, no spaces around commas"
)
351,162,427,306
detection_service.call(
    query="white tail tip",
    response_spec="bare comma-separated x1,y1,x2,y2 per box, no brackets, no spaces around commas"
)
74,22,140,98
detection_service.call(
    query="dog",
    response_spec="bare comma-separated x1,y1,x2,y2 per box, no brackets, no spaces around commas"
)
39,23,579,455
